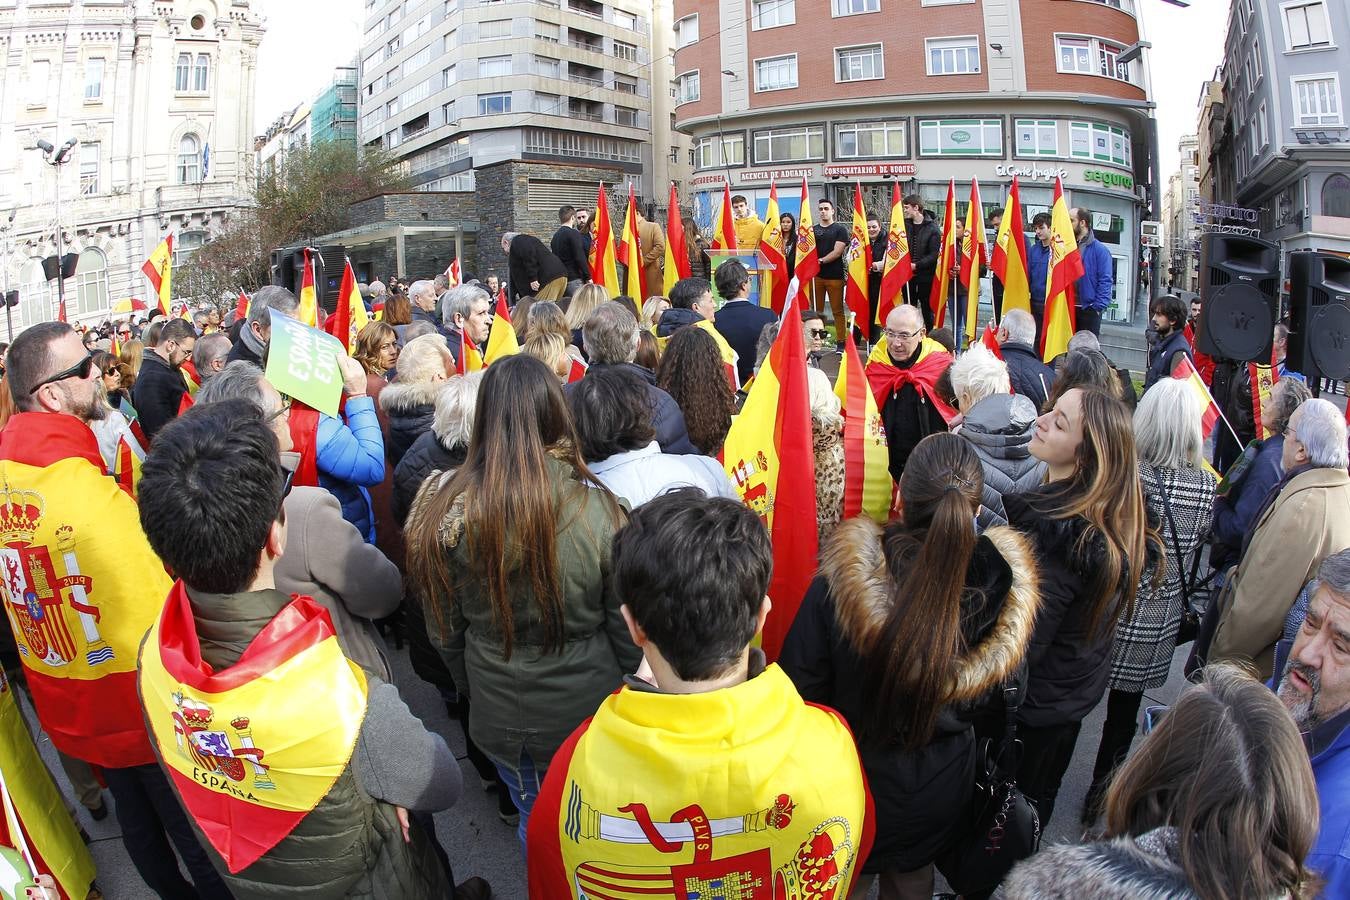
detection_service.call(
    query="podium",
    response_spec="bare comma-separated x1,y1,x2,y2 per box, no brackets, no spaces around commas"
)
704,250,778,308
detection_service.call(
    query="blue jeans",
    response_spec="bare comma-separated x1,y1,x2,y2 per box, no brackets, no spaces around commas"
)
495,748,544,856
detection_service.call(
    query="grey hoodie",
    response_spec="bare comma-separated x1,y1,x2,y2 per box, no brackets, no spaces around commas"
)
958,392,1047,521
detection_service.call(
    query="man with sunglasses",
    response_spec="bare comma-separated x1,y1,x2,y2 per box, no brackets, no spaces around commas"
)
865,304,956,481
130,317,195,442
0,322,232,898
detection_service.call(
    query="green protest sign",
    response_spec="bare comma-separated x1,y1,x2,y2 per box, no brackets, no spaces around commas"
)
264,311,345,416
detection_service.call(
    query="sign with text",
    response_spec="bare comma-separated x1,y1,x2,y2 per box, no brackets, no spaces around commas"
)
264,310,345,417
823,162,917,178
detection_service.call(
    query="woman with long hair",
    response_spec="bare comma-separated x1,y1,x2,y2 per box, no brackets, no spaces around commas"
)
780,211,798,280
1002,387,1156,828
564,283,608,354
781,433,1039,899
522,331,572,383
1007,665,1321,900
655,326,735,456
640,295,669,333
1043,348,1119,412
404,354,638,851
1083,376,1216,824
118,339,144,391
354,321,399,380
87,350,145,474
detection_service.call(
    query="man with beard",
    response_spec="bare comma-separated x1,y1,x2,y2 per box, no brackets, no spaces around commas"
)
1143,294,1193,391
1274,548,1350,894
865,304,955,480
130,317,195,442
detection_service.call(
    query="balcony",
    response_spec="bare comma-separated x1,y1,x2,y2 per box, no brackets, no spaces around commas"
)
566,0,602,18
568,99,603,122
566,28,603,54
570,63,604,88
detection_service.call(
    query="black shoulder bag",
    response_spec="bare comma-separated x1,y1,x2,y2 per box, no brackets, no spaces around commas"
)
936,685,1042,894
1159,485,1203,645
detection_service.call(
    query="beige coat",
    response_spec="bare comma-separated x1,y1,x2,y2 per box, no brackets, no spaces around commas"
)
1211,465,1350,679
274,484,403,679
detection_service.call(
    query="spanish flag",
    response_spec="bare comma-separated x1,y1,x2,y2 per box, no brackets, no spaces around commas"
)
234,290,250,323
844,183,871,331
181,357,202,396
794,177,820,285
759,181,788,313
711,182,737,252
0,670,97,900
324,258,369,353
836,336,892,522
1249,361,1279,439
694,319,740,390
484,288,520,366
142,235,174,317
456,328,484,375
1041,176,1084,362
722,280,817,660
960,178,988,344
930,180,958,330
587,183,621,297
1173,355,1221,440
877,181,912,326
663,182,691,295
992,177,1032,317
0,412,173,768
618,184,644,300
444,257,461,288
113,432,144,498
139,585,369,874
297,248,319,328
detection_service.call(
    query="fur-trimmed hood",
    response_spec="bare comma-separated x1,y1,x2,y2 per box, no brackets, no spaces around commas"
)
379,379,447,415
1005,828,1205,899
819,517,1039,704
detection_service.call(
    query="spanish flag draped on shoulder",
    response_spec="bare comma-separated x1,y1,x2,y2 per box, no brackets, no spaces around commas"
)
930,180,958,330
142,235,174,317
663,182,691,295
0,412,173,768
1041,176,1084,362
759,181,789,313
992,177,1032,316
588,183,621,297
722,281,817,661
877,181,912,326
836,336,892,522
139,585,368,874
483,289,520,366
865,337,958,425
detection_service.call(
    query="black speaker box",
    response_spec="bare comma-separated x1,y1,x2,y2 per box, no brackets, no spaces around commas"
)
1197,234,1279,362
270,244,346,314
1288,251,1350,382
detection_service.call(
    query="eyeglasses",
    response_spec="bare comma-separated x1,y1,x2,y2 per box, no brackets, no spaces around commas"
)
808,329,829,339
266,394,294,423
883,328,924,343
29,353,95,395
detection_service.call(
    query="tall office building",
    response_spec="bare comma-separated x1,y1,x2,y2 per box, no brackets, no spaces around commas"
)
1163,133,1200,292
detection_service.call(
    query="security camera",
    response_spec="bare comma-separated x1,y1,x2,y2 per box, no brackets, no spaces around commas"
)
36,139,55,154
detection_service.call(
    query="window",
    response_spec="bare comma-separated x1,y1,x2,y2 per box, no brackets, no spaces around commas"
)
386,98,399,117
84,58,104,101
361,108,383,132
1321,173,1350,217
404,46,433,76
612,9,636,29
480,19,510,39
834,121,907,158
535,20,560,42
402,14,430,45
477,92,512,115
174,53,190,91
754,54,797,92
694,134,746,169
402,78,432,107
363,48,382,72
613,74,638,94
191,53,209,90
927,37,980,75
386,36,400,57
1282,1,1332,51
535,92,561,114
1250,112,1261,158
524,128,641,162
534,56,559,78
177,134,201,184
1015,119,1059,157
480,55,512,77
675,70,700,104
1056,35,1129,80
837,45,883,81
1258,102,1268,149
614,105,638,127
917,118,1003,156
753,0,794,28
1056,36,1092,73
614,40,638,62
832,0,879,15
675,14,699,46
442,99,456,122
79,142,99,195
443,64,457,87
1068,121,1132,165
387,65,402,88
75,248,108,317
1293,74,1342,125
753,125,826,164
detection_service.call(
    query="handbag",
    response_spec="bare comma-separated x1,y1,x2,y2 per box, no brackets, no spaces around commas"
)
936,685,1042,895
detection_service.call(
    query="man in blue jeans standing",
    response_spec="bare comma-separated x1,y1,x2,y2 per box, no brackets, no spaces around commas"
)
1071,207,1114,336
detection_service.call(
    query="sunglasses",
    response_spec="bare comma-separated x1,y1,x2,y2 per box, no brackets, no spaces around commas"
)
29,353,95,395
808,328,829,338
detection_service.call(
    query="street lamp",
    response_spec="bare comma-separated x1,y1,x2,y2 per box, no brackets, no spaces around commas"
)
35,137,79,324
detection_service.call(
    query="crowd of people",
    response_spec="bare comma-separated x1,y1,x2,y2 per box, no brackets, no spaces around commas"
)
1,201,1349,900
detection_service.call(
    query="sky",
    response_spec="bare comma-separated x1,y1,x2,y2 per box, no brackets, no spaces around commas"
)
252,0,1229,180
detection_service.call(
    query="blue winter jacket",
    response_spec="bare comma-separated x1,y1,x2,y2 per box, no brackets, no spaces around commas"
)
315,395,385,543
1270,640,1350,896
1211,435,1284,556
1074,235,1114,312
1028,240,1051,308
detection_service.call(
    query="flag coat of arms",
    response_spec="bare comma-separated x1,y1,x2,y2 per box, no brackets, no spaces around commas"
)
1041,177,1084,362
877,182,912,326
844,184,871,331
794,178,820,288
759,182,788,314
142,235,174,317
618,184,644,300
324,259,369,353
991,177,1032,317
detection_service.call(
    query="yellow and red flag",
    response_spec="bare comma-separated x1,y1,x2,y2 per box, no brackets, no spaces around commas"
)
662,182,691,295
759,181,788,313
234,290,250,323
0,670,97,900
844,183,872,331
110,329,121,358
711,182,737,252
112,432,144,498
992,177,1032,317
0,413,173,769
930,180,958,330
835,336,891,522
484,288,520,366
142,235,174,317
1041,176,1084,362
587,183,621,297
618,184,644,300
1250,358,1280,439
140,585,368,874
721,281,817,660
877,181,912,326
795,177,820,290
1172,355,1221,439
960,179,988,344
324,258,369,353
693,319,740,390
981,321,1003,358
297,248,319,327
456,328,484,375
180,357,202,397
445,258,461,288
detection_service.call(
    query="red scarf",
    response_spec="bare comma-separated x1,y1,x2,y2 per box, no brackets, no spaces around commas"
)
865,350,957,423
287,403,321,488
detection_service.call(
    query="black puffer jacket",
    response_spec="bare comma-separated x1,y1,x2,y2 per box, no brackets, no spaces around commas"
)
958,393,1047,521
379,380,444,469
393,431,467,527
780,519,1039,873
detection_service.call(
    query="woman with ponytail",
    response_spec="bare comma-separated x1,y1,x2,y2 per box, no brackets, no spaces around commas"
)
1001,386,1158,830
780,433,1040,899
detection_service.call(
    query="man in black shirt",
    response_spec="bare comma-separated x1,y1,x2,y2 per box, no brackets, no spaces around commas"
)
902,194,941,329
502,232,569,303
551,205,590,297
813,198,850,349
